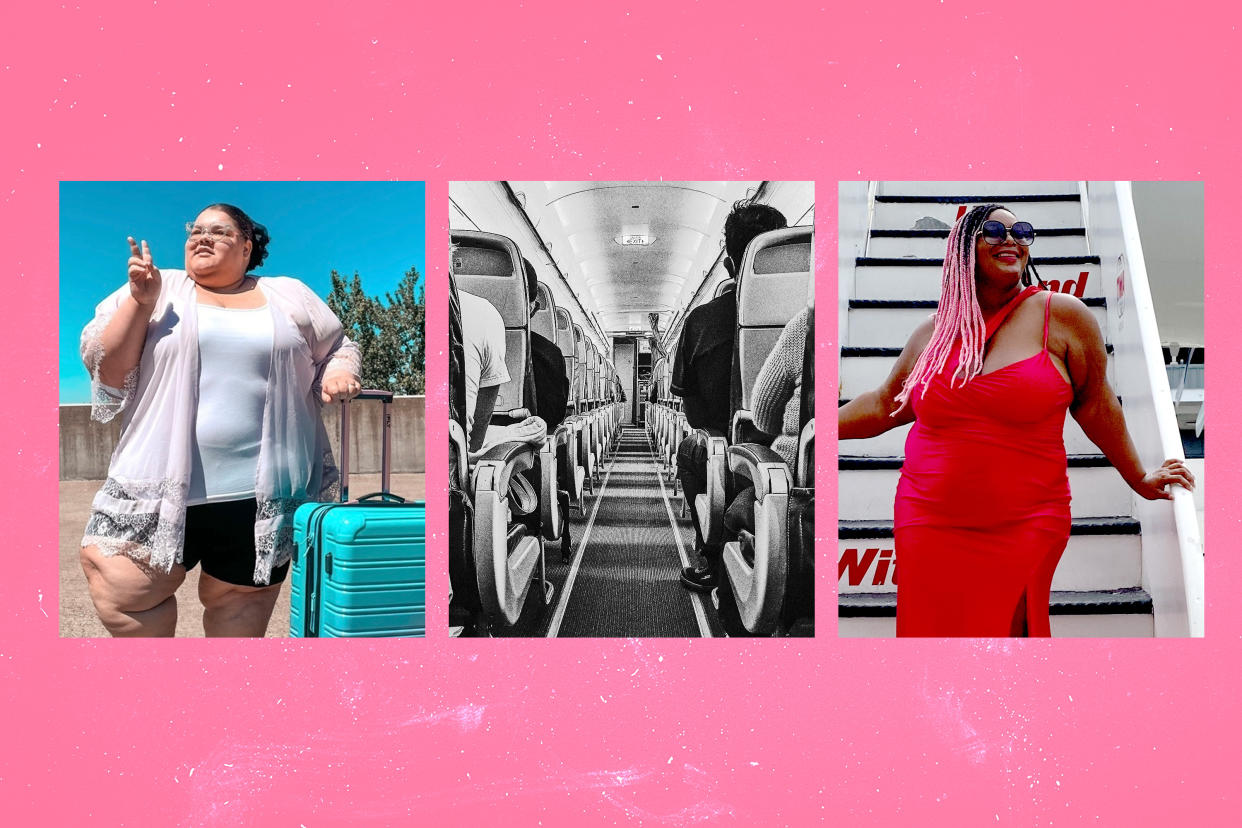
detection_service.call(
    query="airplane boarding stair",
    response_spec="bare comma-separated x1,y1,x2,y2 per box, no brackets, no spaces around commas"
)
837,181,1203,637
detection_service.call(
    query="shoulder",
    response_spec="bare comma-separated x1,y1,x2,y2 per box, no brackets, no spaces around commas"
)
1047,291,1100,335
460,292,505,351
689,292,734,325
460,290,502,322
906,313,937,353
533,332,563,360
257,275,308,297
257,276,323,310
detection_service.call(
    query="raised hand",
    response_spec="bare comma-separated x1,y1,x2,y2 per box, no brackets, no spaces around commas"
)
127,236,161,306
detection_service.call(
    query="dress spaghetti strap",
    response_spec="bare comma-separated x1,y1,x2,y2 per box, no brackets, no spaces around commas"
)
984,285,1042,344
1043,289,1053,350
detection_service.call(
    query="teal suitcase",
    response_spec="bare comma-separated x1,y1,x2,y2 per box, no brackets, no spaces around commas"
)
290,391,426,637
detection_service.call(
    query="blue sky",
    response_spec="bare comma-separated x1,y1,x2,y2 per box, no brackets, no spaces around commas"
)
59,181,425,403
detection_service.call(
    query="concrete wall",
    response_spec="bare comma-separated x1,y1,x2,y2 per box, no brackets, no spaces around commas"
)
60,396,426,480
59,405,123,481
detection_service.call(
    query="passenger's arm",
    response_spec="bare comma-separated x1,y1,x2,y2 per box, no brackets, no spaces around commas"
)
469,299,511,452
470,384,501,452
752,310,804,437
837,315,935,440
1059,295,1195,499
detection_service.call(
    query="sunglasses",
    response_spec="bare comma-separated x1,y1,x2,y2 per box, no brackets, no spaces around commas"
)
977,220,1035,246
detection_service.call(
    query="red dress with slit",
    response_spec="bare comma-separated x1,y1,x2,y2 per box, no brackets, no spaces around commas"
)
895,287,1073,637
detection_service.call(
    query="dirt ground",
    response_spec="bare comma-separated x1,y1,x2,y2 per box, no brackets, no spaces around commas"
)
60,474,426,638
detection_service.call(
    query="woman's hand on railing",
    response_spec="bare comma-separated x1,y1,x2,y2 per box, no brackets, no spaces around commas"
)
1131,458,1196,500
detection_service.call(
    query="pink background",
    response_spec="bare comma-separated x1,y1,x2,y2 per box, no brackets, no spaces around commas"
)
5,1,1238,823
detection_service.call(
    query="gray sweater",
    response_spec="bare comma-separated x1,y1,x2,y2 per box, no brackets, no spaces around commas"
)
752,306,809,468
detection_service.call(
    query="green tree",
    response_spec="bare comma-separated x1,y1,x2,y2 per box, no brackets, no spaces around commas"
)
325,267,425,395
375,266,426,394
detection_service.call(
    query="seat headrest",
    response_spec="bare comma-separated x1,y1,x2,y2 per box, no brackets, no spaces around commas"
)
737,226,814,327
531,281,556,341
554,308,575,358
450,230,529,327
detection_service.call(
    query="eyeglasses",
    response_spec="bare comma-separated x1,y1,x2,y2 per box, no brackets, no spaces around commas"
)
977,220,1035,247
185,223,241,244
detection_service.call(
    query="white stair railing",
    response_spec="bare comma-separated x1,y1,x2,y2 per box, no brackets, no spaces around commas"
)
1088,181,1204,637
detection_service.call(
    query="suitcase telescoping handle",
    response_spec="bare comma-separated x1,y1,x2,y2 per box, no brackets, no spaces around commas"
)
339,389,394,503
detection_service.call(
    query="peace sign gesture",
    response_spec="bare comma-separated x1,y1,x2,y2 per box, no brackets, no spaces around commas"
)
126,236,162,306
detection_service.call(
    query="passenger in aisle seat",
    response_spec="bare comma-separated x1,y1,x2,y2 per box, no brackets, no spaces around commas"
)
674,200,788,592
461,282,547,464
459,288,510,452
524,259,569,431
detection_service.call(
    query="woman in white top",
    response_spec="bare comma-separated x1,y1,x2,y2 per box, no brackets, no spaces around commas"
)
79,204,362,637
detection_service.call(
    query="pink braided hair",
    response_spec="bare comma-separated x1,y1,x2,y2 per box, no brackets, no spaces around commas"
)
893,204,1006,409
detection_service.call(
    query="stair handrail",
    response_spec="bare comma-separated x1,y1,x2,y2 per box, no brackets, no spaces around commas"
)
1096,181,1204,637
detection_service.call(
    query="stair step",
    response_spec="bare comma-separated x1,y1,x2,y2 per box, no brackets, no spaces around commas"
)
839,454,1114,470
875,194,1082,204
840,587,1151,616
838,516,1140,538
854,261,1101,301
848,297,1106,309
875,181,1081,197
868,230,1089,259
838,588,1157,637
839,412,1102,457
839,349,1114,398
845,302,1107,348
872,199,1085,231
837,518,1143,593
839,612,1156,638
857,256,1099,267
837,463,1132,521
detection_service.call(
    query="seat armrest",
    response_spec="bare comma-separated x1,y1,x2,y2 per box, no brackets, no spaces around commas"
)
539,434,562,540
471,441,537,497
450,420,469,492
728,443,792,501
796,420,815,488
731,410,754,445
693,432,728,544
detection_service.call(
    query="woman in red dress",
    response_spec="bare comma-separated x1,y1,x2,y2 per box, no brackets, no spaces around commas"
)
838,204,1195,637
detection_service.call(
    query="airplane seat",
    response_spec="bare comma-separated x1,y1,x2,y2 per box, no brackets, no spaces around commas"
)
555,306,587,513
449,230,553,628
447,272,475,636
572,324,595,490
531,281,574,560
586,342,603,480
649,357,666,443
716,227,815,635
782,291,815,634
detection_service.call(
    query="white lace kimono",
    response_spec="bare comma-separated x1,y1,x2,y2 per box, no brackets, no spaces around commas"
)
80,270,362,584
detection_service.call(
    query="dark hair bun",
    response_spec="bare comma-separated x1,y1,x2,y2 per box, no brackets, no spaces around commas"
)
247,222,270,270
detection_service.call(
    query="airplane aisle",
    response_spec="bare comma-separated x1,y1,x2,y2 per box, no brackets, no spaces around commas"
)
544,427,719,637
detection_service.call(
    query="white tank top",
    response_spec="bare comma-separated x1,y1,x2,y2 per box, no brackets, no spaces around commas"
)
187,304,274,505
